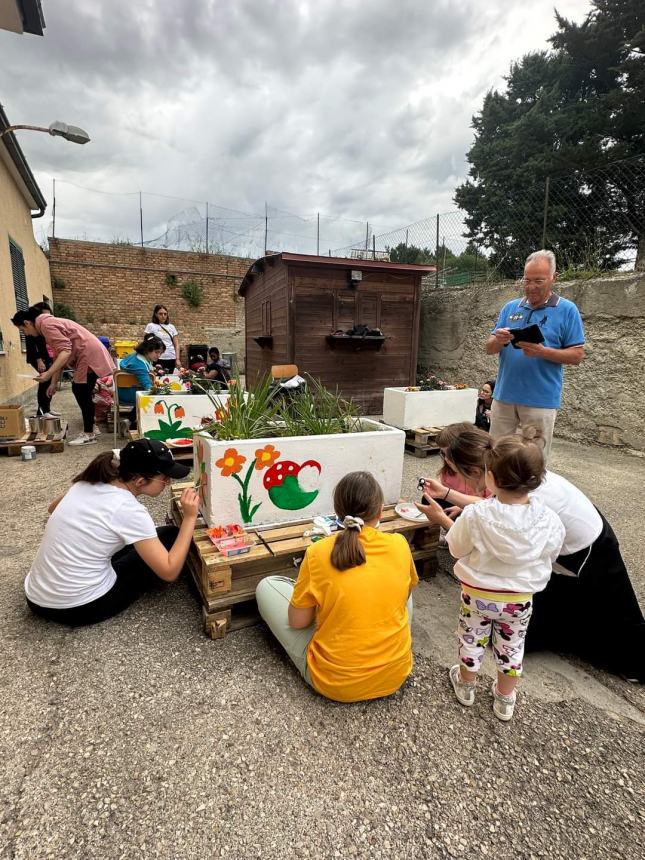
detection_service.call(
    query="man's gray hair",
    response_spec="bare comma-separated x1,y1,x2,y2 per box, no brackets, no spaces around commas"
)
525,249,556,276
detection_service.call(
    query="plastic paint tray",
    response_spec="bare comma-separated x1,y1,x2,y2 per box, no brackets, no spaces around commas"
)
209,533,255,557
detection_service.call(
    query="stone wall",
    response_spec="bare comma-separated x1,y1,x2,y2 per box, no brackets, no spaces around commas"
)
418,272,645,454
48,239,252,369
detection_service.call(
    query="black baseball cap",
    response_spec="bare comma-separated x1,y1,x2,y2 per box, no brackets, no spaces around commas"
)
120,438,191,479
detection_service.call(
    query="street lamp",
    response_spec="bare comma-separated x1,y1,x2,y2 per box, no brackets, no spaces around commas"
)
0,121,90,144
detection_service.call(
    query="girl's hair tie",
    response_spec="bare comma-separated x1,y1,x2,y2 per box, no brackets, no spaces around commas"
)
342,516,364,531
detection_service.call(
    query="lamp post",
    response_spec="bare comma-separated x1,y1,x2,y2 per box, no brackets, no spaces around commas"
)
0,121,90,144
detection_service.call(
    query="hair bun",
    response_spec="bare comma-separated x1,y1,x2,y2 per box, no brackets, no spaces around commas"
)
519,424,546,449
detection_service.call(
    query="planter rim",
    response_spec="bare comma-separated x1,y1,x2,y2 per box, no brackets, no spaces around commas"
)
194,417,402,446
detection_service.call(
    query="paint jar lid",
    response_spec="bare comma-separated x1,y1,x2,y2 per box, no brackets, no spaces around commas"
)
21,445,37,453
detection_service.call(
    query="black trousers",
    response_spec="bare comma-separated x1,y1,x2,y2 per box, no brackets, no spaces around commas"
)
71,371,98,432
158,358,176,373
527,512,645,681
37,380,52,415
27,525,179,627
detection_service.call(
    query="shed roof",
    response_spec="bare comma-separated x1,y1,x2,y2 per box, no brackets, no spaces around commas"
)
238,252,436,296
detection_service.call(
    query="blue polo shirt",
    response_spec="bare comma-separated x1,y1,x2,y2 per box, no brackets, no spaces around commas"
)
492,294,585,409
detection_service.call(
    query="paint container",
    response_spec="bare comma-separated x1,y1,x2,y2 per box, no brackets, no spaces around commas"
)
21,445,37,461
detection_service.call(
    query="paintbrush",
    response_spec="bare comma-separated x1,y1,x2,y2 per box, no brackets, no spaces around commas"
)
254,529,275,556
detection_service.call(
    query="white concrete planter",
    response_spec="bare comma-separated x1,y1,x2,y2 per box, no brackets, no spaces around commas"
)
136,392,230,443
194,418,405,528
383,387,478,430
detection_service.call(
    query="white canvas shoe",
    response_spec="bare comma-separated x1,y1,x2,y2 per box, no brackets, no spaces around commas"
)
449,664,476,707
68,432,98,447
492,681,516,721
93,424,102,436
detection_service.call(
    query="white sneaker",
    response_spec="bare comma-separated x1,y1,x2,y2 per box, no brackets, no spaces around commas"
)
449,664,476,707
93,424,102,436
492,681,516,721
42,412,62,419
68,432,98,447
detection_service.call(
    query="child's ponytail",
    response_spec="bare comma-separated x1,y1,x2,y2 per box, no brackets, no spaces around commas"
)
72,451,120,484
330,472,384,572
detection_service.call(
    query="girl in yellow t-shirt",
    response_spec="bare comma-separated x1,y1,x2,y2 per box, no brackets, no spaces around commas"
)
256,471,419,702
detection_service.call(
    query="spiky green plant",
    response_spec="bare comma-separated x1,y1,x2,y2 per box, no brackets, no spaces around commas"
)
200,372,280,441
277,375,363,436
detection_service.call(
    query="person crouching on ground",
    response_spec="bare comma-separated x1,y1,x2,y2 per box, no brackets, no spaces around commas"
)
25,439,198,627
419,437,564,721
256,471,418,702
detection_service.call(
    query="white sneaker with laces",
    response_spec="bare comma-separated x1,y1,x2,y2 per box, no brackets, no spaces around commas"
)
449,664,476,707
42,412,62,419
492,681,516,721
93,424,102,436
68,432,97,447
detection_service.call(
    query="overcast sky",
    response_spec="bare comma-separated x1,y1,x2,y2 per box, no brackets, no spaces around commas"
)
1,0,593,256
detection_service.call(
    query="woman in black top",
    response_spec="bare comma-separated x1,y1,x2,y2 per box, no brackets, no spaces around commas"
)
11,308,56,416
474,379,495,432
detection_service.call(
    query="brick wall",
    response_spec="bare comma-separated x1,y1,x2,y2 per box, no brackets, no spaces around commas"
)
48,238,252,369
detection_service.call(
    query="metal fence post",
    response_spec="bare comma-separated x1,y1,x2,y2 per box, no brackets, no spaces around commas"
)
435,213,440,289
541,176,550,248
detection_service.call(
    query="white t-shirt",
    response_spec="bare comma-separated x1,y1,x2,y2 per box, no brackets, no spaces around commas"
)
25,482,158,609
144,322,178,359
531,471,603,555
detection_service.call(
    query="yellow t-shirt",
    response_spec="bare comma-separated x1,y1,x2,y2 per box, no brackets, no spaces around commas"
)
290,527,419,703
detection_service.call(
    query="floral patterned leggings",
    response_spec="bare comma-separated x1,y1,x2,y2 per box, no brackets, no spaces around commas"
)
458,588,534,678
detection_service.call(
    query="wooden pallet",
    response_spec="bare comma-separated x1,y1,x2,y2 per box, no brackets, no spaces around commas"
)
170,484,439,640
0,422,68,456
403,425,444,458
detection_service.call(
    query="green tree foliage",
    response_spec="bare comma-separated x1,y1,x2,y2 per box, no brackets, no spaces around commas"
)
455,1,645,276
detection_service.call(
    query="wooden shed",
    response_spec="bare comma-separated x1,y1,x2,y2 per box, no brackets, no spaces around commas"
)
239,253,435,412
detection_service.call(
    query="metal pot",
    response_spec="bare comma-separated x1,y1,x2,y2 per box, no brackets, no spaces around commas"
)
42,416,62,435
28,416,44,433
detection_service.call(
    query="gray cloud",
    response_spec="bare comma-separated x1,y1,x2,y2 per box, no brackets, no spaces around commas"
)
1,0,592,254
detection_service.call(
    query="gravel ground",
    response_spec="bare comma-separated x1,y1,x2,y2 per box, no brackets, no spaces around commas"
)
1,389,643,859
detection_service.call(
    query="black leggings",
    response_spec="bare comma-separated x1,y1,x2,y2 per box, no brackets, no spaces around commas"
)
527,512,645,681
37,380,52,415
158,358,176,373
71,371,98,432
27,525,179,627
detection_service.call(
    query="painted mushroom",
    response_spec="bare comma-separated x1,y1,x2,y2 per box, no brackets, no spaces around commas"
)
263,459,321,510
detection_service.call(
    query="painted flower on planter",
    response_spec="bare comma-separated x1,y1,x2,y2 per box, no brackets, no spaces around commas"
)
143,398,194,441
254,444,280,471
216,448,246,477
263,459,322,511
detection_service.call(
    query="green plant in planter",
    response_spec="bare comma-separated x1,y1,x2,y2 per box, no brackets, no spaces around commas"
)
277,375,362,435
181,280,203,307
200,372,279,441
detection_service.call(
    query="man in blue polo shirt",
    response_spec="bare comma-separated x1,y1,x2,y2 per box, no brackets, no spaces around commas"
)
485,250,585,459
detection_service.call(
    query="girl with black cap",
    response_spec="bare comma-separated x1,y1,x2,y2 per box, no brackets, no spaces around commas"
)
25,439,199,626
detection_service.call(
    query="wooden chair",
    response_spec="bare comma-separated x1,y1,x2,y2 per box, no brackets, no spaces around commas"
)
112,371,140,445
271,364,299,381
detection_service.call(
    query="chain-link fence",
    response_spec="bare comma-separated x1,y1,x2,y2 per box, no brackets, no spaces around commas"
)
338,156,645,284
44,156,644,283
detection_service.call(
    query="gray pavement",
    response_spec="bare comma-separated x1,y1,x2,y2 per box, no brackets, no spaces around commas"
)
1,389,643,859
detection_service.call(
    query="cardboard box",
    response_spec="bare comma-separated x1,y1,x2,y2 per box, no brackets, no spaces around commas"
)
0,405,25,439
